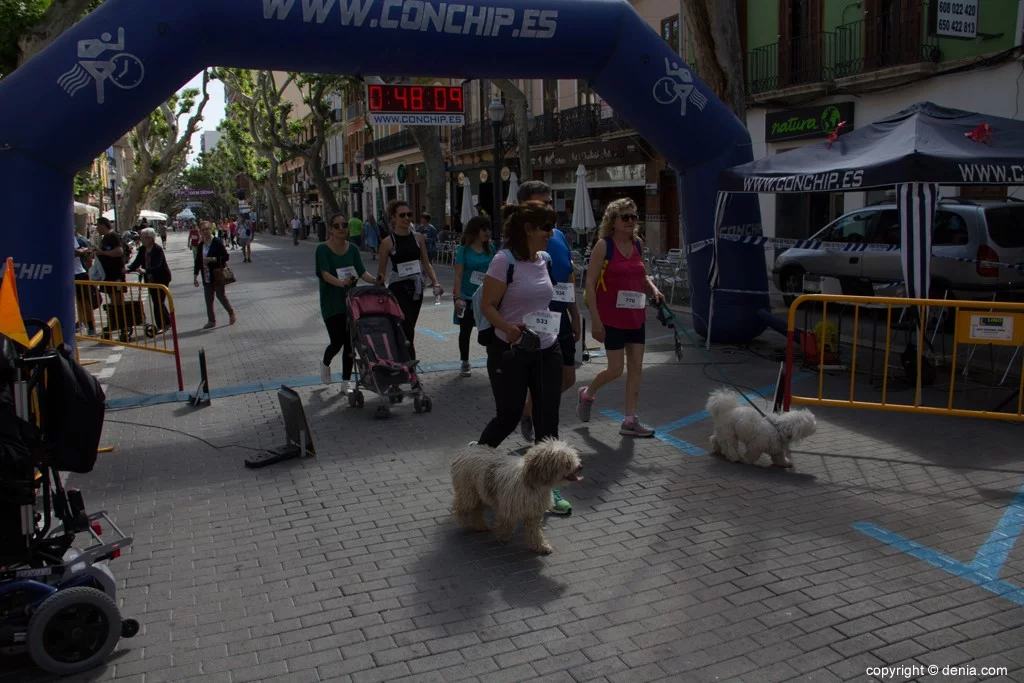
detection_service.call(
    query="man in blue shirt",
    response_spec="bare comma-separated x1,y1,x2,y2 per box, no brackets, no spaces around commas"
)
518,180,579,516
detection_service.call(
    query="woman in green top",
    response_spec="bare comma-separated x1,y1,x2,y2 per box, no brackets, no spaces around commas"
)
452,216,495,377
317,213,377,390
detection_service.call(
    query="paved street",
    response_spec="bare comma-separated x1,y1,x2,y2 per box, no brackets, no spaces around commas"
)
9,233,1024,682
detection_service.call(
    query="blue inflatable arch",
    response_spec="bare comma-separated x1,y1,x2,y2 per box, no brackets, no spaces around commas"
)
0,0,767,344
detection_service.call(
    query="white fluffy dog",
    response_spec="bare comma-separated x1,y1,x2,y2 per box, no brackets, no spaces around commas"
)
450,438,582,554
706,389,816,468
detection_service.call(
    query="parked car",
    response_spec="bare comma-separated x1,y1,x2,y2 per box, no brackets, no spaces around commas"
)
773,199,1024,305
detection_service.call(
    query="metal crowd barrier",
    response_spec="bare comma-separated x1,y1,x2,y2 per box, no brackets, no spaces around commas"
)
784,294,1024,422
74,279,183,391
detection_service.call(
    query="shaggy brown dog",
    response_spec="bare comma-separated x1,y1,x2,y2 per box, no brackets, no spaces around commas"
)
450,439,582,554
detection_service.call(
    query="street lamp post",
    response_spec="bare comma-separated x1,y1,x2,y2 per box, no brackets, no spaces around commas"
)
488,97,505,245
353,150,364,218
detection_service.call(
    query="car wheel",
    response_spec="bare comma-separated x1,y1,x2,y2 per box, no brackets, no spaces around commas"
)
780,268,804,307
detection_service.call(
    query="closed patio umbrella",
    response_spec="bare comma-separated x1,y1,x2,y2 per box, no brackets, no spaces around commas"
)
570,164,596,237
505,172,520,206
460,177,475,226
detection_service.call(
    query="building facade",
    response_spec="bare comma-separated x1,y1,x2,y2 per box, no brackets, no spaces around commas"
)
743,0,1024,258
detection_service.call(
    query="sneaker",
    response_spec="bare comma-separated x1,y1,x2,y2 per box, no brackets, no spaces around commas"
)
520,415,534,442
320,362,332,384
460,361,471,377
576,386,594,422
344,380,355,394
620,415,655,437
550,490,572,516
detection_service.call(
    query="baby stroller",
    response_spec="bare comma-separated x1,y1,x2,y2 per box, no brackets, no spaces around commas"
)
345,286,432,419
0,322,138,675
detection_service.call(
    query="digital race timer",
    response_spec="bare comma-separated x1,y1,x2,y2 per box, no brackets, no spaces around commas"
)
366,84,465,126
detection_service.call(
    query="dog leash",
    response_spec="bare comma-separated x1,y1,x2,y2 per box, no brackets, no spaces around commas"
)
654,301,769,418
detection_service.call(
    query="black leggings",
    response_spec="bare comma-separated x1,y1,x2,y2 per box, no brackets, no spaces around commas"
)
479,339,562,448
458,307,476,362
390,283,423,360
323,313,354,380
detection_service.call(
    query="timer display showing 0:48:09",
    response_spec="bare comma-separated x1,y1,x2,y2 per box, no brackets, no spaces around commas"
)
367,85,465,114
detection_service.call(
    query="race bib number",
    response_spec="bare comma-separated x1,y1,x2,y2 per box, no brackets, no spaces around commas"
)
397,260,421,277
552,282,576,303
616,290,646,309
470,270,486,286
336,266,357,282
524,310,560,336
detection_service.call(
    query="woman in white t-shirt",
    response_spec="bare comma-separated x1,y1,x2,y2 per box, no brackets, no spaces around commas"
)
477,201,562,448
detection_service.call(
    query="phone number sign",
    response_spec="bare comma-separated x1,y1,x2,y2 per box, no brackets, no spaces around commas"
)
935,0,978,39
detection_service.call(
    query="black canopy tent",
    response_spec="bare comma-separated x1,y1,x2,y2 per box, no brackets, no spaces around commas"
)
711,102,1024,312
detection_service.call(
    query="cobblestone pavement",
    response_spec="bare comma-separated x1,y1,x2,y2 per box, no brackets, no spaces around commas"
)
10,233,1024,682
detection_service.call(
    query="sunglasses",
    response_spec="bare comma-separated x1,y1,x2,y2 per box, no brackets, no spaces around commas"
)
619,214,639,223
538,223,554,233
332,223,348,229
397,212,414,218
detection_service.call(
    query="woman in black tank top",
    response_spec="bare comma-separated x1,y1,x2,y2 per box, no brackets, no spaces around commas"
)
375,199,442,360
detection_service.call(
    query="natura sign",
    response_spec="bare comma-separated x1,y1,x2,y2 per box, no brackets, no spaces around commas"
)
765,102,854,143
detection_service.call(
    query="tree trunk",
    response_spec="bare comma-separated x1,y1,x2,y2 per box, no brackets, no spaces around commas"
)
306,152,340,218
493,79,531,182
117,167,153,232
408,126,447,228
682,0,746,121
15,0,96,67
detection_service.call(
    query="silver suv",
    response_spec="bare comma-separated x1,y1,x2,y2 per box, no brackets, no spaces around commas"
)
773,199,1024,304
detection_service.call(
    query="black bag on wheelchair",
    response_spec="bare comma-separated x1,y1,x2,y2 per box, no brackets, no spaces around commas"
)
39,344,106,473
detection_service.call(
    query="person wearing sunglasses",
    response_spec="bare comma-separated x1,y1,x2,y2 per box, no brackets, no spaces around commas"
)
578,198,663,437
316,212,377,390
375,199,443,360
477,202,567,479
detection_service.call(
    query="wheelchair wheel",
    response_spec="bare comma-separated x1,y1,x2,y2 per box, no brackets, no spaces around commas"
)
27,587,122,675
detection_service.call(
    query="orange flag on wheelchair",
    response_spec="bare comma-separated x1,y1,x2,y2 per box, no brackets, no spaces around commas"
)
0,257,31,347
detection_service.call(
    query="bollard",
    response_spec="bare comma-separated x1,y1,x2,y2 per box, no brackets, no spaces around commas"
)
188,349,211,407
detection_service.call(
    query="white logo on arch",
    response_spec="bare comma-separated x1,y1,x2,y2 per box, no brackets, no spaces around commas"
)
57,28,145,104
653,58,708,116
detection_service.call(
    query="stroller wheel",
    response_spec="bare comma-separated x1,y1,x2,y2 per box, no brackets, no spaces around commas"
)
414,397,423,413
422,397,432,413
375,405,390,420
27,587,122,675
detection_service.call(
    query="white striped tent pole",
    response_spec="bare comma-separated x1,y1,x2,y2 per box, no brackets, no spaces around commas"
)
898,182,938,300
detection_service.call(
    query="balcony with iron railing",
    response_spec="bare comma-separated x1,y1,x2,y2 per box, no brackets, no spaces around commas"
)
363,128,448,159
452,104,631,153
746,2,939,98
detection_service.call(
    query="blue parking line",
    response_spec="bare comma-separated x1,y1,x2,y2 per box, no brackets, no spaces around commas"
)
971,487,1024,576
416,327,447,341
599,409,707,455
595,375,811,456
104,358,490,410
854,521,1024,606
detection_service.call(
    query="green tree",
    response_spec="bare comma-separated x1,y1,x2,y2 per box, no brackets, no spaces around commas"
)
0,0,103,78
117,69,212,227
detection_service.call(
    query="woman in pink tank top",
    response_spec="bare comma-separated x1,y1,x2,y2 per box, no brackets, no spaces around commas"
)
579,199,663,437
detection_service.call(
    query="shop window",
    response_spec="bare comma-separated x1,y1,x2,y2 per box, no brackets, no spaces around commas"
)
960,185,1008,200
542,79,558,115
661,15,680,55
576,80,597,107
